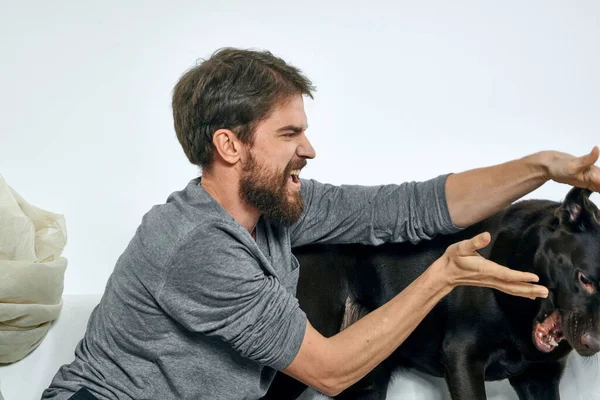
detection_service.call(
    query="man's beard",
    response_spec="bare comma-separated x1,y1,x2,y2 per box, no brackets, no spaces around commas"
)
239,152,305,226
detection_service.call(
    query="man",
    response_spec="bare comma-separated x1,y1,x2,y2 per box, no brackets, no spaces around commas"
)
43,48,600,400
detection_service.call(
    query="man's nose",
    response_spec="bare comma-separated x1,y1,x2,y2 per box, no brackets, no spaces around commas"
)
297,135,316,159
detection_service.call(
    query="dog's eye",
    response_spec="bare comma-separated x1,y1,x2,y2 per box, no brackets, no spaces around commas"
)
579,272,592,284
578,271,595,293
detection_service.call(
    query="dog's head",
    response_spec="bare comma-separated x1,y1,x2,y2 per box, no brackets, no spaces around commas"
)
532,187,600,356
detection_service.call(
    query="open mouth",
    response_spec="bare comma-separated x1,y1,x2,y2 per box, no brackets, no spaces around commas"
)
289,169,301,186
533,311,565,352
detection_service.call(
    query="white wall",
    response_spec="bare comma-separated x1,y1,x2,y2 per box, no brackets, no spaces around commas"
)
1,0,598,295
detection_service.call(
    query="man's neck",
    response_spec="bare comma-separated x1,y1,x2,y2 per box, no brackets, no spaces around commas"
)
200,170,260,237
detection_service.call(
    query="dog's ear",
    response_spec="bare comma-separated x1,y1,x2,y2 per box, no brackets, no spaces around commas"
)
554,187,599,231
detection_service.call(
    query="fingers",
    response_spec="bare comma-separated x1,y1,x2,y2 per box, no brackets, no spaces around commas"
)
453,257,548,298
575,146,600,170
458,255,540,282
456,232,491,256
575,146,600,192
482,277,549,300
477,258,540,283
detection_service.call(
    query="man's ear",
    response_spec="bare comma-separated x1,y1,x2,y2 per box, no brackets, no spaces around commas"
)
212,129,243,165
554,187,599,231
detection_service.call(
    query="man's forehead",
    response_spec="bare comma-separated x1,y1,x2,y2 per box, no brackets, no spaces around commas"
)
262,97,308,132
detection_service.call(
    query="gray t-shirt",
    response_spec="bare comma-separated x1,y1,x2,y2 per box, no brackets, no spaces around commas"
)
42,176,459,400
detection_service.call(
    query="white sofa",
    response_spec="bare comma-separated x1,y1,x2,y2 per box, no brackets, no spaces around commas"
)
1,294,599,400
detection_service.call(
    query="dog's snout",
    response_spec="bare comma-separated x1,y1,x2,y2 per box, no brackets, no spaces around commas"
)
581,332,600,353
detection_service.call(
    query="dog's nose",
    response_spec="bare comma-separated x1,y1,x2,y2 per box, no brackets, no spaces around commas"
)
581,332,600,353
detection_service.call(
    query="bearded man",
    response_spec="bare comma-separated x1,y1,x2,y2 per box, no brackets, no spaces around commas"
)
43,48,600,400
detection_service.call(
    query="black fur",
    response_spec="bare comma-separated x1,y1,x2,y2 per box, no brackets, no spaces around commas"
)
263,188,600,400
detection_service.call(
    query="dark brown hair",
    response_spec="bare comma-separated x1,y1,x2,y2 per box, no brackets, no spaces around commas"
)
172,48,315,170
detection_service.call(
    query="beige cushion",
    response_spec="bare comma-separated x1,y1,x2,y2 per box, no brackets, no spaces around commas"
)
0,175,67,364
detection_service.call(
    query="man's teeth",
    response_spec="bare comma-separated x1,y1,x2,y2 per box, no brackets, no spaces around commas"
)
290,169,301,177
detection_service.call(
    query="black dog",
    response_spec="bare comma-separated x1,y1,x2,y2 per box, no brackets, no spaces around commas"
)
264,187,600,400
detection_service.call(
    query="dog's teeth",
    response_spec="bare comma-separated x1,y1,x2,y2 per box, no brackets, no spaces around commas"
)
549,337,559,347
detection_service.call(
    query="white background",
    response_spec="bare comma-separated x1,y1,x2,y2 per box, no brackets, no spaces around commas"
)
1,0,598,296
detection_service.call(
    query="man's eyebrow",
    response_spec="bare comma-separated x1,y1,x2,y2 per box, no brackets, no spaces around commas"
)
276,124,308,133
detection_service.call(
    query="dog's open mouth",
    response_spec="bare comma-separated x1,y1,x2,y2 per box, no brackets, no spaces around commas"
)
533,311,565,352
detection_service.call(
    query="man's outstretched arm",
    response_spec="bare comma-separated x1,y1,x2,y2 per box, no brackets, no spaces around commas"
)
445,147,600,228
